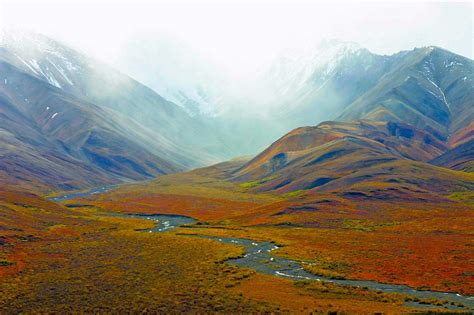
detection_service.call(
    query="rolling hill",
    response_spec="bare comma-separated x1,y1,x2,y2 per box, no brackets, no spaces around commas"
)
430,139,474,172
231,120,473,200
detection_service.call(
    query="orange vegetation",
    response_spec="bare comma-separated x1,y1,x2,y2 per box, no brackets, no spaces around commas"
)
81,171,474,296
0,187,437,313
233,273,424,313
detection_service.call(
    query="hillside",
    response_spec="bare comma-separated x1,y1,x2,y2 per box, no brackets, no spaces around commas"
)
230,120,473,200
0,49,180,191
430,139,474,172
338,47,473,140
0,31,237,191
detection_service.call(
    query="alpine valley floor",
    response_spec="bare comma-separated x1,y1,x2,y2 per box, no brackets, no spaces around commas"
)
1,155,468,313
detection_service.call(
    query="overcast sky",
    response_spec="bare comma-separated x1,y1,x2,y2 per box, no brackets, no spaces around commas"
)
2,0,472,77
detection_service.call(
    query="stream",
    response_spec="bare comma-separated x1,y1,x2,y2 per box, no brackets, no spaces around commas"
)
127,213,473,311
50,187,473,311
50,185,116,202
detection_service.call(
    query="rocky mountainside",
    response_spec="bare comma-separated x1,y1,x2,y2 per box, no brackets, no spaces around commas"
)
0,31,235,191
120,39,472,155
338,47,473,141
1,31,472,191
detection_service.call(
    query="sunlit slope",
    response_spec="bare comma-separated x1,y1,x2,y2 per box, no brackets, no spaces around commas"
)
231,120,472,199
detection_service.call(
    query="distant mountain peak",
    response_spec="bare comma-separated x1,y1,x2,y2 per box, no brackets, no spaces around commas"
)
1,29,86,90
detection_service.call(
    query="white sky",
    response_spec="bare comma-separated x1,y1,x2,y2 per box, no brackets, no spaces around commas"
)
1,0,473,78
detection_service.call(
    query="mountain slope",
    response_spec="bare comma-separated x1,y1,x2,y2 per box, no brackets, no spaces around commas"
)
231,120,472,200
430,139,474,172
0,58,181,191
338,47,473,140
0,31,236,191
2,31,235,167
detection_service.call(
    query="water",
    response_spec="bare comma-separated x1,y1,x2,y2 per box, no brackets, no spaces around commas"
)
131,214,473,311
127,214,196,232
51,187,473,311
50,185,116,202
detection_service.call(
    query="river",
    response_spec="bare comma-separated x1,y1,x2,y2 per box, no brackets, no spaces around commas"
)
126,213,473,311
50,189,473,311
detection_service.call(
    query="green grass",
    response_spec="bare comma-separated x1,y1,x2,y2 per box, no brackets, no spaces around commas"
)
447,191,474,205
343,219,400,232
239,176,277,190
281,190,308,199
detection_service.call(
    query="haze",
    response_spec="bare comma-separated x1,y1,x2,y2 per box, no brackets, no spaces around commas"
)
2,0,473,80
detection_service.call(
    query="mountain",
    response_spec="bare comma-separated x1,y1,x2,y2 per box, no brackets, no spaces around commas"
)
114,39,401,155
0,31,234,191
338,46,473,141
430,139,474,172
116,36,230,117
256,42,473,143
1,32,472,191
118,39,472,155
256,41,398,122
231,120,472,200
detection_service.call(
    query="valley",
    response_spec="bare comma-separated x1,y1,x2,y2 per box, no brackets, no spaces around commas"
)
66,165,474,297
0,183,472,313
0,19,473,313
97,212,474,310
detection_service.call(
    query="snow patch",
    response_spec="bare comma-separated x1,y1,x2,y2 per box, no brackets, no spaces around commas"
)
51,112,58,119
29,59,43,74
425,76,450,110
16,55,39,74
50,61,74,86
445,61,463,68
45,72,62,88
16,55,62,88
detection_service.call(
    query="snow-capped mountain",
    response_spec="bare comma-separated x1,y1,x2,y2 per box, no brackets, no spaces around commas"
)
1,30,472,191
116,36,230,117
116,36,473,153
1,30,91,91
338,46,473,140
258,40,366,104
0,30,236,190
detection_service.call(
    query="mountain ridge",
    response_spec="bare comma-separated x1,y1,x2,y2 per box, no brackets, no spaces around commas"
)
0,30,238,191
0,30,472,191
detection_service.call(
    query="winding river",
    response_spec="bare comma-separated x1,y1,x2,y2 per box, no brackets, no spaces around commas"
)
50,185,116,202
128,214,473,311
50,188,473,311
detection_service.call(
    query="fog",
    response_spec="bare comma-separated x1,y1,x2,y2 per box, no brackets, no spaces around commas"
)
2,0,472,120
1,0,473,160
3,1,472,71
